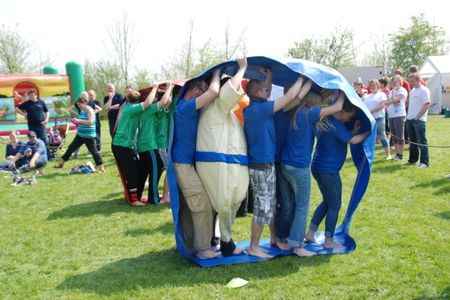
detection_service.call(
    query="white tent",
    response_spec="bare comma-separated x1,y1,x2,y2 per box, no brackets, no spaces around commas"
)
418,55,450,114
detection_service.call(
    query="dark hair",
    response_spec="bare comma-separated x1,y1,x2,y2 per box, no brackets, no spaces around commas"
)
127,90,141,103
379,78,388,86
342,99,357,113
76,97,87,104
409,65,419,73
187,79,206,92
246,79,263,97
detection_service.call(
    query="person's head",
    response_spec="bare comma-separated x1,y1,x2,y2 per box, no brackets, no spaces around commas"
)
126,90,141,104
80,91,89,102
124,85,133,96
88,90,96,101
106,83,115,93
9,130,18,143
184,79,208,100
334,99,357,122
379,78,388,89
368,79,379,93
246,79,270,100
27,131,37,144
392,74,403,88
409,73,422,88
291,91,322,129
353,81,363,93
27,89,38,101
409,65,419,74
394,69,403,76
75,97,88,110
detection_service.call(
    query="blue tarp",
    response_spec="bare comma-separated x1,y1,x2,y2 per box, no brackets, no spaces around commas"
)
167,56,376,267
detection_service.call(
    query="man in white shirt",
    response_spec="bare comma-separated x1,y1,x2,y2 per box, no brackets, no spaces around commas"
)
406,73,430,168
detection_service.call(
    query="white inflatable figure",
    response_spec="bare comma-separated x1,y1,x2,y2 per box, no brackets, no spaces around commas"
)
195,58,249,256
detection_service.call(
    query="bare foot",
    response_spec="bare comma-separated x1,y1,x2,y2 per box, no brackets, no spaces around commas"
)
324,239,343,249
293,247,316,257
232,247,244,255
130,200,145,207
276,241,291,251
247,247,274,259
304,231,317,243
196,249,219,259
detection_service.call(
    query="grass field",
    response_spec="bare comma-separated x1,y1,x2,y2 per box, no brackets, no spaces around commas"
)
1,116,449,299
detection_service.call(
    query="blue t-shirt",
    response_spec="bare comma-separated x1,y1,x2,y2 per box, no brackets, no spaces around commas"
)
6,141,23,158
281,107,321,168
274,110,288,164
19,139,47,162
18,100,48,126
243,99,275,164
172,98,198,164
312,116,353,174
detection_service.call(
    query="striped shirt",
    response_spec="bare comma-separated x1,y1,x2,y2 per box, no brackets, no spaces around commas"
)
77,107,96,138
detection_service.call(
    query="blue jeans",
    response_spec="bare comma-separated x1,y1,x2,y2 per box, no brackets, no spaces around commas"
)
376,117,389,148
281,163,311,248
275,164,294,242
309,171,342,238
407,119,429,165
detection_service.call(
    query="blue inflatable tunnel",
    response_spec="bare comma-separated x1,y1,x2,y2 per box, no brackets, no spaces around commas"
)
167,56,376,267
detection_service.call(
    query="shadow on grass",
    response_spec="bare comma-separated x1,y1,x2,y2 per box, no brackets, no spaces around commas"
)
413,178,450,196
124,222,173,237
414,285,449,299
58,249,330,295
435,211,450,221
47,199,169,220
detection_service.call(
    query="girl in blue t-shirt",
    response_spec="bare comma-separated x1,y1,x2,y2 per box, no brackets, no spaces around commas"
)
304,101,369,249
278,90,345,257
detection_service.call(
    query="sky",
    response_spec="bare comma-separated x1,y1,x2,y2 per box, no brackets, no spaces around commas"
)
1,0,449,76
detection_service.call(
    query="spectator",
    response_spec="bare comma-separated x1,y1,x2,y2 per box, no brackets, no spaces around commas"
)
0,131,23,171
364,79,391,159
8,131,47,173
15,89,54,160
104,83,125,138
353,82,368,99
408,65,426,85
406,73,431,168
88,90,102,152
386,75,408,161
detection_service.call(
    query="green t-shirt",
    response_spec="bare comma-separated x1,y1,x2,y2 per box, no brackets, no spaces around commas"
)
155,97,176,149
112,103,144,148
136,103,160,152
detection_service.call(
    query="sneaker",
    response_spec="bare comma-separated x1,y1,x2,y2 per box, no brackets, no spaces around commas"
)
405,161,417,166
417,163,429,169
386,155,393,160
394,156,402,161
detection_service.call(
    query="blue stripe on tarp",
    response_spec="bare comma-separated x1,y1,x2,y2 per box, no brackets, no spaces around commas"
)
168,56,376,267
194,151,248,166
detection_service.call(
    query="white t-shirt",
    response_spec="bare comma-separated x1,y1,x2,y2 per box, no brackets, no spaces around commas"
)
364,91,387,119
407,85,431,121
387,87,407,118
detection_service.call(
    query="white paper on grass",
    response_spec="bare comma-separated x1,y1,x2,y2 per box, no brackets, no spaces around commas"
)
226,278,248,288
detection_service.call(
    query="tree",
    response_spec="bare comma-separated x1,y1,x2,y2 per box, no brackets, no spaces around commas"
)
106,13,138,86
132,67,156,90
0,25,31,73
390,14,448,74
84,59,124,100
288,27,355,69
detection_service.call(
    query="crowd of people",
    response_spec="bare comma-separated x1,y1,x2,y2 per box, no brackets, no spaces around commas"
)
355,65,431,168
1,58,434,261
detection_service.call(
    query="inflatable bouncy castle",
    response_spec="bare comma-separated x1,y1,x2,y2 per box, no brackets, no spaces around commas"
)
0,62,84,136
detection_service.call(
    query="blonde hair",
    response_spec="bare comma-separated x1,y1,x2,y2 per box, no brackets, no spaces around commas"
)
88,90,96,98
393,74,403,86
368,79,379,88
291,91,332,131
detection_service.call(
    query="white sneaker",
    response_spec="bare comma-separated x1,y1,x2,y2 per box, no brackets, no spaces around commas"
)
417,163,429,169
386,155,393,160
394,156,402,161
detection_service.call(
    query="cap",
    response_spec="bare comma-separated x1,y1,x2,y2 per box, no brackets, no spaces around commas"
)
27,131,36,138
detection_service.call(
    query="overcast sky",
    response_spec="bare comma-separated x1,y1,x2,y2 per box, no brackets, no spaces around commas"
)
1,0,449,76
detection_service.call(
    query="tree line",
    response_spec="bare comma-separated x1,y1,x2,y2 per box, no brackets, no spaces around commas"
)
1,13,448,100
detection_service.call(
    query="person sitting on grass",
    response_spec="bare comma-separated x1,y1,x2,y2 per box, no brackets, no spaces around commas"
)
8,131,47,174
0,130,23,171
54,97,105,173
304,101,369,249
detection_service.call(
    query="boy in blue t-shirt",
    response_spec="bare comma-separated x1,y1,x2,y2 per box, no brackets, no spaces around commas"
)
243,68,305,259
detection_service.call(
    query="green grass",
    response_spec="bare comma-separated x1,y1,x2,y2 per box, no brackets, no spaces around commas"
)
1,117,449,299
